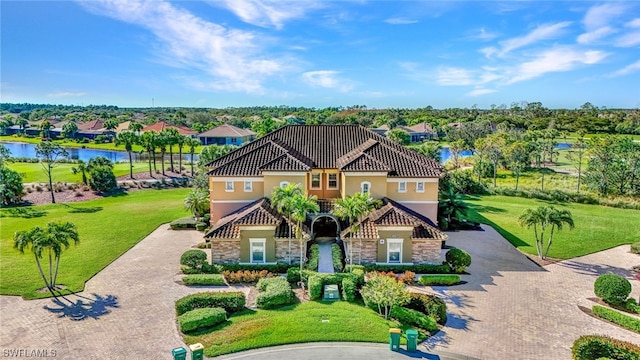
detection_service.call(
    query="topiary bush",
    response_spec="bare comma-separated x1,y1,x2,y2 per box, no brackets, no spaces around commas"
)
342,277,356,302
631,242,640,255
418,274,461,286
180,249,208,271
406,292,447,325
178,307,227,333
594,274,632,306
308,275,323,300
182,274,226,286
287,267,300,283
175,291,245,315
390,306,438,332
572,335,640,360
256,277,294,309
445,248,471,274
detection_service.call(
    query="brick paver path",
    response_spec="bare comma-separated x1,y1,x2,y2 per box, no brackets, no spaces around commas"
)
421,225,640,360
0,225,248,359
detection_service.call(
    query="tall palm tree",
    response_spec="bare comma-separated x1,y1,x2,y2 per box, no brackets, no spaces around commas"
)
128,121,143,135
156,131,168,176
115,131,139,179
333,192,380,267
290,193,319,271
518,206,574,259
176,134,187,174
163,128,180,173
14,222,79,293
186,137,201,176
271,183,304,264
139,131,157,176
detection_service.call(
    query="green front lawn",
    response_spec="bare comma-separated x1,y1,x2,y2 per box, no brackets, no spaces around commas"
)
8,162,152,183
184,301,416,357
0,188,190,299
466,195,640,259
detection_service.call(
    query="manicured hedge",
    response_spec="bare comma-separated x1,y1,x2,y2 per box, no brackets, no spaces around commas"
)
287,267,301,283
572,335,640,360
175,291,246,316
302,270,362,288
180,249,208,270
220,263,293,273
592,306,640,334
342,278,356,302
256,277,294,309
307,244,320,271
223,270,276,284
390,306,438,332
350,263,452,274
170,217,208,230
595,274,632,306
332,244,344,272
406,293,447,325
182,274,226,286
308,275,323,300
418,275,461,286
178,307,227,333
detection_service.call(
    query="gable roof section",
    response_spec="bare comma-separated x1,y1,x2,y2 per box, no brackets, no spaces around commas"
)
142,121,197,135
198,124,256,138
402,122,435,134
206,125,443,177
78,119,104,131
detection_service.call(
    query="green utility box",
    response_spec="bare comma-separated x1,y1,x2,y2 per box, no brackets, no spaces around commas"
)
171,347,187,360
405,329,419,352
189,343,204,360
389,328,401,351
323,284,339,301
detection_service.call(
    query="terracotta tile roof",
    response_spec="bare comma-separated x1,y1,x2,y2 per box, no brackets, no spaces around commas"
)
402,122,435,133
197,124,255,138
206,125,443,177
142,121,197,135
78,119,104,131
205,198,309,239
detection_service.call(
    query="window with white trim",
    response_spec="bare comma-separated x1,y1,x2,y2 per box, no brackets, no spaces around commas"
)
327,173,338,189
398,181,407,193
311,173,321,189
280,181,290,189
244,181,252,192
361,181,371,194
250,239,266,263
225,181,234,192
416,182,424,192
387,239,403,263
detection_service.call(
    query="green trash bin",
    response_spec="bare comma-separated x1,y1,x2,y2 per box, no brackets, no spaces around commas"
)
189,343,204,360
389,328,401,351
171,347,187,360
405,329,419,352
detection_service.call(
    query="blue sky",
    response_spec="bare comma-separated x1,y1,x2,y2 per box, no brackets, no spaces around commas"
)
2,1,639,109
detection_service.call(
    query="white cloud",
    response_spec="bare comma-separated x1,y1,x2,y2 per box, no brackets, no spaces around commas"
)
577,26,616,44
627,18,640,28
498,22,572,56
78,0,288,93
301,70,353,92
609,60,640,77
435,67,500,86
507,48,608,84
615,31,640,47
384,17,418,25
473,27,499,41
213,0,321,29
47,91,87,98
583,3,627,31
466,88,497,97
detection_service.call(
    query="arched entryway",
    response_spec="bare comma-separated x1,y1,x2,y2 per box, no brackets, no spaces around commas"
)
309,214,343,273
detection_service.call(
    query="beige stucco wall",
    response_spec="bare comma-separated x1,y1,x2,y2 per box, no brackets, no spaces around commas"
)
239,228,277,263
210,201,255,224
386,180,438,201
210,179,264,201
395,202,439,225
376,228,413,263
343,174,387,199
263,174,306,197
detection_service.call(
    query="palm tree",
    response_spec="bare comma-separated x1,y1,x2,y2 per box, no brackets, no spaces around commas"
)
156,131,168,176
271,183,304,264
139,131,157,176
39,120,53,138
176,134,187,174
518,206,574,260
290,193,319,271
163,128,180,173
184,189,209,221
186,137,201,176
115,131,139,179
438,187,469,225
415,141,442,162
128,121,143,135
71,160,89,185
14,222,79,293
333,192,380,267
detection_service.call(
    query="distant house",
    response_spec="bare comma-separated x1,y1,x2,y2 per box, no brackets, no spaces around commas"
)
372,122,437,143
142,121,198,137
197,124,256,146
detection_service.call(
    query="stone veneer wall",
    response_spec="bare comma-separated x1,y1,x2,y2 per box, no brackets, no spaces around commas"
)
275,239,302,264
411,240,443,264
211,240,241,263
345,239,377,264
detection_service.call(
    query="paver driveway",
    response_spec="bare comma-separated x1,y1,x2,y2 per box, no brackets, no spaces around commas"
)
422,225,640,359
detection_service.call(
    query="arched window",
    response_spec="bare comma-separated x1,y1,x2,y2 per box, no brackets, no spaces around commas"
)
361,181,371,194
280,181,290,189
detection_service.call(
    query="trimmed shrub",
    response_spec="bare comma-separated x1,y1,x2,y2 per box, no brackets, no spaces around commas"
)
196,242,211,249
445,248,471,274
592,306,640,334
170,217,207,230
307,244,320,270
180,249,208,271
398,271,416,285
406,293,447,325
175,291,245,315
350,263,452,274
221,263,293,273
631,242,640,255
182,274,226,286
308,275,323,300
256,277,294,309
178,307,226,333
88,165,117,192
594,274,632,306
223,270,275,284
181,265,201,275
287,267,301,283
342,278,356,302
418,275,461,286
390,306,438,332
572,335,640,360
332,244,344,272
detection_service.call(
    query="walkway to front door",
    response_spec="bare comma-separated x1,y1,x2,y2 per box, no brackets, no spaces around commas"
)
316,237,336,274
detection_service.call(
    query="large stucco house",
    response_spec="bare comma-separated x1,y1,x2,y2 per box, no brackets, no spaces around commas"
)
204,125,447,266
